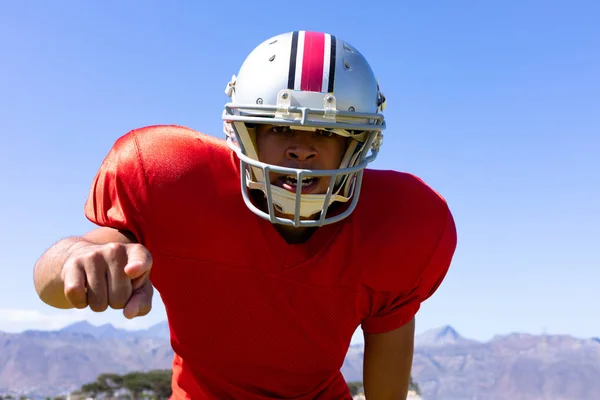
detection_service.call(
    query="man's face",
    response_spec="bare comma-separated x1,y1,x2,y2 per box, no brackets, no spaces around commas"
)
255,124,347,195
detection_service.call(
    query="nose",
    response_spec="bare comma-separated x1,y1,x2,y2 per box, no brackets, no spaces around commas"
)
285,132,317,161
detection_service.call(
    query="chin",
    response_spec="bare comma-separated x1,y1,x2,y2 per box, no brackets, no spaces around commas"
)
273,208,324,226
274,210,311,221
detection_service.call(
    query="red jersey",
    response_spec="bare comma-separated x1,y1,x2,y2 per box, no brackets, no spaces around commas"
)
84,125,457,400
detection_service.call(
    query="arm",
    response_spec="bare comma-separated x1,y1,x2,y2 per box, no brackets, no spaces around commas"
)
360,180,457,399
33,227,152,318
35,129,153,317
363,318,415,400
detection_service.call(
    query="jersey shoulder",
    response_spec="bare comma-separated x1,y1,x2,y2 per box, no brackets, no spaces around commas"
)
84,125,241,242
110,124,239,188
357,168,452,231
352,169,457,288
126,124,232,166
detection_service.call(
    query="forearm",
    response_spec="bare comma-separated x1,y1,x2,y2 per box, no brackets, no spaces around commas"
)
34,236,90,309
363,319,416,399
364,353,413,400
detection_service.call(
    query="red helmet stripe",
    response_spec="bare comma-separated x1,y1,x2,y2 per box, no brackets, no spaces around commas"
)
287,31,336,93
300,31,326,92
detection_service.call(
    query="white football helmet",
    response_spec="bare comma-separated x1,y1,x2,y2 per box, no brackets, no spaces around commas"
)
222,30,387,227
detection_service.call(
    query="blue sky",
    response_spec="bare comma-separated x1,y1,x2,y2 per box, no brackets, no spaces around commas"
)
0,1,598,345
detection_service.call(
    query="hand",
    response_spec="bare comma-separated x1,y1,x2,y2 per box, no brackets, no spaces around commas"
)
61,242,153,319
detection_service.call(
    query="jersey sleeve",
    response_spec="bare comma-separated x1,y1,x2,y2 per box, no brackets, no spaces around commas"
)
84,131,148,243
360,208,457,334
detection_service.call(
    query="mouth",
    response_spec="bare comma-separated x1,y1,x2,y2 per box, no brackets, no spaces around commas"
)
275,175,321,194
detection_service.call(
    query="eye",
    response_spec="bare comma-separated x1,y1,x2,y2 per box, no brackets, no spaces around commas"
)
270,126,290,134
314,129,334,138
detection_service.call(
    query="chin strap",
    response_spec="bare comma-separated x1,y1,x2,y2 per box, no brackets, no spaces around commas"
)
247,179,350,218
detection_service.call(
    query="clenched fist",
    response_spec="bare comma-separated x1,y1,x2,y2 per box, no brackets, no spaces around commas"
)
61,242,153,319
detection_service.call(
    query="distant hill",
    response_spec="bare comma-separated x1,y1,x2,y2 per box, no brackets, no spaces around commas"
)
413,325,478,347
1,322,599,400
344,326,600,400
0,325,173,399
59,320,171,340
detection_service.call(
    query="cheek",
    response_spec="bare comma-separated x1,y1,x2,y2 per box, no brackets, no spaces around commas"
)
326,138,349,167
255,133,279,163
255,133,268,158
255,133,264,157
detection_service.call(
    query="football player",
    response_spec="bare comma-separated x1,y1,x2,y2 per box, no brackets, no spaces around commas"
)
34,31,457,399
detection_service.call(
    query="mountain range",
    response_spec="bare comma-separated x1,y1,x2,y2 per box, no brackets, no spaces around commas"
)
1,321,599,400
